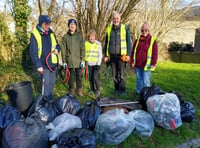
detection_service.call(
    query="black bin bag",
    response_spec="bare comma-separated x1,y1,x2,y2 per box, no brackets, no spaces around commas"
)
53,94,81,115
181,101,195,122
0,104,21,146
2,115,48,148
76,100,101,130
35,95,58,123
140,83,165,110
55,128,96,148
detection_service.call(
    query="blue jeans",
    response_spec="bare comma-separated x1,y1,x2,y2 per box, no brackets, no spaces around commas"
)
42,69,56,99
135,67,151,94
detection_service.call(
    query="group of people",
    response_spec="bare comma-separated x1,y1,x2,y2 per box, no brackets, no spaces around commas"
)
29,11,158,100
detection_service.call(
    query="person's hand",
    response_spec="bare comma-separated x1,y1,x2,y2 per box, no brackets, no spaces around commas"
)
126,56,130,62
54,49,58,55
151,66,155,71
63,63,67,69
37,67,44,74
59,58,63,65
80,61,85,68
104,57,108,63
131,63,135,68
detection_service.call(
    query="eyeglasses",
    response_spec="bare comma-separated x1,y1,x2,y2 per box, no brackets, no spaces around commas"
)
141,29,148,33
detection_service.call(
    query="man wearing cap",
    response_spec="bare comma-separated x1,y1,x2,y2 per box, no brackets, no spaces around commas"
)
29,15,61,100
104,11,132,96
61,18,85,96
130,22,158,96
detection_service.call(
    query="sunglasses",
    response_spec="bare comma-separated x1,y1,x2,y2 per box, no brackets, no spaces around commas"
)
141,29,148,33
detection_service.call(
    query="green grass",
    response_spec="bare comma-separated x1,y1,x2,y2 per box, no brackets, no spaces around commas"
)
0,61,200,147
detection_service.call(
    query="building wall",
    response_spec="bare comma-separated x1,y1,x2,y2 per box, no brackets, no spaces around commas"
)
162,21,200,51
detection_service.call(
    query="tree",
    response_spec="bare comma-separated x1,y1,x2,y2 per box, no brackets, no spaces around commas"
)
9,0,31,65
68,0,140,41
130,0,199,43
0,13,14,63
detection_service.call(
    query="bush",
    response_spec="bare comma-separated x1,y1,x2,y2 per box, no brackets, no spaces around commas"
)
168,42,193,52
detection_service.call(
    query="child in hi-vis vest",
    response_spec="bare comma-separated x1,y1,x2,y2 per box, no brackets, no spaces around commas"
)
84,29,102,97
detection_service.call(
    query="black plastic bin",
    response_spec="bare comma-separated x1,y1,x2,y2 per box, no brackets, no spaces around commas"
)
5,81,34,112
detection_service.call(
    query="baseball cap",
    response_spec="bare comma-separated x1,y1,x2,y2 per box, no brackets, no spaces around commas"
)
39,15,51,25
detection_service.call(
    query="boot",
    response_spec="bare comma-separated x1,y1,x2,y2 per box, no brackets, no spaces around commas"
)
70,88,75,96
96,91,100,97
77,88,83,96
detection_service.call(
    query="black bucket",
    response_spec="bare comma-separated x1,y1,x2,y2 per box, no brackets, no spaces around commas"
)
5,81,34,112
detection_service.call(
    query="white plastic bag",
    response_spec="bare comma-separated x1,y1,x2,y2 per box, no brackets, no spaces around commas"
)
94,109,135,145
146,93,182,130
129,110,154,137
46,113,82,141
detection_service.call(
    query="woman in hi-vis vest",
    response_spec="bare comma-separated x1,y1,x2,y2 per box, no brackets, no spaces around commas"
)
130,22,158,96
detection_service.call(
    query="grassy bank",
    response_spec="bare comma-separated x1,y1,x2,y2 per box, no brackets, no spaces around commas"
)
0,61,199,147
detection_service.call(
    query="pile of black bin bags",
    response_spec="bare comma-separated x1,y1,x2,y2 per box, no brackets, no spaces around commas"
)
0,84,196,147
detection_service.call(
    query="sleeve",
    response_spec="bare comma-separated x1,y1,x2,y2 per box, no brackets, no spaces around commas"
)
103,33,108,57
54,33,61,52
29,34,42,68
125,26,132,56
151,40,158,66
97,41,103,66
61,35,67,63
80,35,85,61
130,40,137,65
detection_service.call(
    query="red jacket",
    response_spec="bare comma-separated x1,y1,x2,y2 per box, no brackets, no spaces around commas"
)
130,34,158,68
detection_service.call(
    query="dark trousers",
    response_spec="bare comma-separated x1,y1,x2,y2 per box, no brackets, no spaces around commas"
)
110,56,126,92
42,69,56,99
88,65,100,91
68,68,82,89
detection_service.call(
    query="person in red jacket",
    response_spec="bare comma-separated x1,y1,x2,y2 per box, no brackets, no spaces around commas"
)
130,22,158,96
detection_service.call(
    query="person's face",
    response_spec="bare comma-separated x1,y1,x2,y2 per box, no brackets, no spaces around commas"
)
113,14,120,27
69,23,76,33
41,22,51,32
89,34,95,43
141,28,149,37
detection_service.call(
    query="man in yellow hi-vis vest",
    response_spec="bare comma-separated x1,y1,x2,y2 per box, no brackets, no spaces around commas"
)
130,22,158,96
104,11,132,96
29,15,61,100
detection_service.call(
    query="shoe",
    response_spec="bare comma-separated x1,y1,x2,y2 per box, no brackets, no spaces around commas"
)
88,90,95,95
96,91,100,97
77,88,83,96
120,91,126,96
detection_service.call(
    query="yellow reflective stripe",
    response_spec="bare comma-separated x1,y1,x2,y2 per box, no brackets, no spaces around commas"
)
84,41,99,62
32,29,42,58
50,33,57,63
120,24,127,55
32,29,58,63
106,25,112,56
106,24,127,56
133,38,140,65
144,36,156,71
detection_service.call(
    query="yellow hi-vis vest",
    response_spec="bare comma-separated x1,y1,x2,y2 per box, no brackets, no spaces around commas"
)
106,24,127,56
32,29,58,64
84,41,99,62
133,36,156,71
